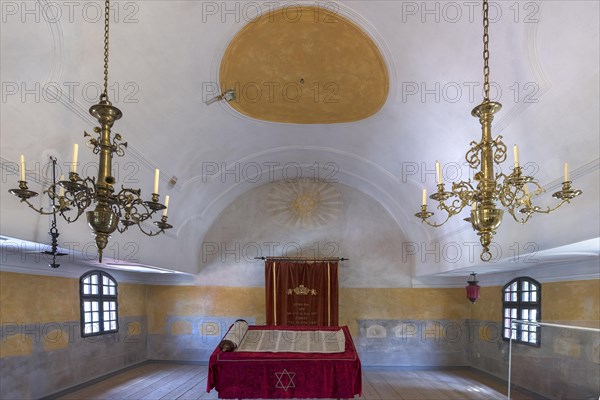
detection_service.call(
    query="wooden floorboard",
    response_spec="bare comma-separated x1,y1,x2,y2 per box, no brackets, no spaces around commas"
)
59,363,159,400
102,364,182,400
362,370,403,399
159,370,207,400
359,378,382,400
56,363,537,400
122,365,198,400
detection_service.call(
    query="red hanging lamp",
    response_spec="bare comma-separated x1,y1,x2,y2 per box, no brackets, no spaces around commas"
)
466,272,480,303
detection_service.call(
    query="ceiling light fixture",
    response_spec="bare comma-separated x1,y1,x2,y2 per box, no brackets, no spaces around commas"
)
466,272,481,303
40,157,67,268
415,0,581,261
8,0,173,262
205,89,236,106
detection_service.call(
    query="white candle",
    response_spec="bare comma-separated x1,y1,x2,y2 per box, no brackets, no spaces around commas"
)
435,161,442,184
153,169,160,194
162,195,170,217
59,175,65,196
422,189,427,206
564,162,569,182
513,145,519,168
19,154,25,181
71,143,79,174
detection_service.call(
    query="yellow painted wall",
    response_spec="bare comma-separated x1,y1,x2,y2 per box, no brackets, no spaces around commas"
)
0,272,79,324
145,285,469,336
469,280,600,323
0,272,146,358
0,334,33,358
542,280,600,322
0,272,146,325
340,288,468,335
146,285,265,334
2,271,597,340
469,285,502,322
119,283,147,317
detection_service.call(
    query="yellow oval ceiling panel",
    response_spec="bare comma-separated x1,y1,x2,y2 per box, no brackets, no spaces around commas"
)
219,6,389,124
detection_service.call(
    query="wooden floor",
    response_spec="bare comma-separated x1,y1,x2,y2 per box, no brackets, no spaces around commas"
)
55,362,537,400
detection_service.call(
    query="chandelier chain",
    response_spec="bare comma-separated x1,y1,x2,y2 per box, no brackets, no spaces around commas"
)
483,0,490,102
102,0,110,101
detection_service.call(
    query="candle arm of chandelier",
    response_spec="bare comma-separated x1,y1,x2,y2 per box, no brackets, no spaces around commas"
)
437,196,468,216
522,198,573,216
496,167,541,209
9,179,77,217
113,188,171,236
55,175,95,223
114,189,156,223
18,196,64,216
444,181,476,215
502,179,582,222
116,209,171,236
506,206,535,225
134,218,171,237
415,181,475,227
419,213,453,228
415,204,454,228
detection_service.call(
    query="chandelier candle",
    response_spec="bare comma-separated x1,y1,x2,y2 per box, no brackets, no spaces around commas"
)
59,176,65,197
19,155,25,181
154,169,160,194
163,195,170,217
71,143,79,174
513,145,519,168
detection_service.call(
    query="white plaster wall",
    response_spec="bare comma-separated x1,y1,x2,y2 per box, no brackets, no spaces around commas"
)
196,182,412,288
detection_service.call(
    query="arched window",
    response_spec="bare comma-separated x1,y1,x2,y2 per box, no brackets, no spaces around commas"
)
502,277,541,346
80,270,118,337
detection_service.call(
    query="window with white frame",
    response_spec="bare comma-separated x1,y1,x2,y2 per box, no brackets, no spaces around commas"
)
502,277,541,346
80,270,118,337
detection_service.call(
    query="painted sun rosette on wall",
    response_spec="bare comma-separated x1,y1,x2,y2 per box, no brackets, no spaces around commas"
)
267,179,343,229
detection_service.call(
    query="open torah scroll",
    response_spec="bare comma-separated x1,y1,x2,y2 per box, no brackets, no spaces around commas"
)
236,329,346,353
218,321,345,353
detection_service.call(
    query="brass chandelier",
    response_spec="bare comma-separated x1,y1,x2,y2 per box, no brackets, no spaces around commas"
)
415,0,581,261
9,0,172,263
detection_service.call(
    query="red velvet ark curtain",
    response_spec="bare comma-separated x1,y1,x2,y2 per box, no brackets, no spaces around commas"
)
265,260,338,326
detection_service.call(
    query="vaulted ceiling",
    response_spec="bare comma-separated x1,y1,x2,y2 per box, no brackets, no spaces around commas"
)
1,1,598,281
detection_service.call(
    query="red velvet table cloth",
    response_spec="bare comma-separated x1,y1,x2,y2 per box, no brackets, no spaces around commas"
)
207,325,362,399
